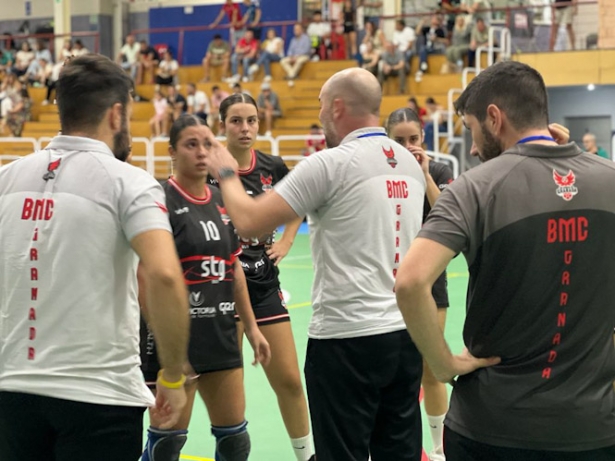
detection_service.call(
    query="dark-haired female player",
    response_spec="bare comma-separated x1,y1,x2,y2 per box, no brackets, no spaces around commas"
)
386,107,453,461
140,114,270,461
209,93,315,461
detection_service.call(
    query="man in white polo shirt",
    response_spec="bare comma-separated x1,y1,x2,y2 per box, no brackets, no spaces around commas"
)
117,34,141,79
203,67,427,461
0,54,190,461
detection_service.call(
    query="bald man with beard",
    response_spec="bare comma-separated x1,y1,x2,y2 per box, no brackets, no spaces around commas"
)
203,68,427,461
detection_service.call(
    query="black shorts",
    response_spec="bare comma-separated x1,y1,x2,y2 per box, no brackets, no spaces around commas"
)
141,311,242,384
344,24,355,34
238,286,290,326
0,392,144,461
444,427,615,461
432,271,450,308
305,330,423,461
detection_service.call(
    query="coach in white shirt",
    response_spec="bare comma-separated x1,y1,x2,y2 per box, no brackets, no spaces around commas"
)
0,54,189,461
203,67,427,461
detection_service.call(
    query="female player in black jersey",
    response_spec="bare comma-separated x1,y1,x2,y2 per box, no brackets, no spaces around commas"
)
386,107,454,461
208,93,315,461
140,115,271,461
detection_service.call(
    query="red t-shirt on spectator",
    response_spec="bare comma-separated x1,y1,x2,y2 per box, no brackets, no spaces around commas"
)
237,37,259,55
223,3,242,30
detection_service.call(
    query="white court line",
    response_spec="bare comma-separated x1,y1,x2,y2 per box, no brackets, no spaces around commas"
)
280,254,311,262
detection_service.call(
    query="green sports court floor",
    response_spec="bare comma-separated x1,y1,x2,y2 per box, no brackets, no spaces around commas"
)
148,231,469,461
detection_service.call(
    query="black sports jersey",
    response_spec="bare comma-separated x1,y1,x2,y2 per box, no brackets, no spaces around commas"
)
141,177,242,374
208,149,290,301
423,161,454,222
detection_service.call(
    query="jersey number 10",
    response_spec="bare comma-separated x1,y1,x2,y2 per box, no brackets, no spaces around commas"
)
200,220,221,241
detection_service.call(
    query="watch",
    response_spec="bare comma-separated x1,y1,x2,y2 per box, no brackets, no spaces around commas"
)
218,167,237,180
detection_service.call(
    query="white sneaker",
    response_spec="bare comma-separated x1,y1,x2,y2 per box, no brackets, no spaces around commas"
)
288,79,295,87
229,74,240,83
264,130,272,137
248,64,258,75
420,61,428,72
415,71,423,82
428,452,446,461
263,75,272,82
41,100,49,106
241,76,249,83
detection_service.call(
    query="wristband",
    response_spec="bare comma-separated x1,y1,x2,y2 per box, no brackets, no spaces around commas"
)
157,370,186,389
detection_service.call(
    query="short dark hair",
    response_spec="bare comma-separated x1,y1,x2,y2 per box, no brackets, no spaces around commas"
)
213,34,222,40
313,10,322,16
396,19,406,27
219,93,258,122
310,123,320,130
212,85,220,91
56,54,133,134
385,108,421,134
169,114,206,150
74,39,83,47
454,61,549,131
425,97,436,105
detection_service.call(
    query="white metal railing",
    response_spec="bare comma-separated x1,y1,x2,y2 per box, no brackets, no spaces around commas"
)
0,134,459,176
0,137,40,165
476,26,512,74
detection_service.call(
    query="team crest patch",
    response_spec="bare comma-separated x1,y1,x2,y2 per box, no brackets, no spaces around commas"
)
553,169,578,201
217,204,231,225
189,291,205,307
260,173,273,192
383,146,397,168
42,158,61,181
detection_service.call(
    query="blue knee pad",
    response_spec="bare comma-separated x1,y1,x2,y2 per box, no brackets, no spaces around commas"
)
211,421,250,461
142,427,188,461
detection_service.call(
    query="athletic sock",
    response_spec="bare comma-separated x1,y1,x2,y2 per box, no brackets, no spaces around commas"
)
291,433,315,461
427,413,446,455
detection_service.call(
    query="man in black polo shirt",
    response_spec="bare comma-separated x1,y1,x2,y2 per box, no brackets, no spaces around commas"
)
395,60,615,460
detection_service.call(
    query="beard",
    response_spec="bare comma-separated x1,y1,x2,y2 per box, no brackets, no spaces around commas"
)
113,110,131,162
478,123,504,162
322,123,339,149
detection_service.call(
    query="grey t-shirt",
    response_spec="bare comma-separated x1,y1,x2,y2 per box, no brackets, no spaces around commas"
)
276,127,425,339
420,143,615,451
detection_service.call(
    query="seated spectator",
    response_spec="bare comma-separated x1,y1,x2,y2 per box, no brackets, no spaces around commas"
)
6,87,31,137
306,10,332,61
361,40,380,76
58,39,73,61
26,57,52,87
248,27,284,82
280,23,311,87
0,74,18,134
186,82,210,122
583,132,609,159
468,17,490,68
444,15,471,72
360,20,385,57
231,82,251,96
340,0,357,60
439,0,462,35
407,96,428,126
241,0,262,40
303,123,326,156
136,40,160,84
25,40,53,79
201,34,231,82
2,33,16,53
209,85,230,133
392,19,416,66
0,49,13,74
415,14,448,81
117,34,140,79
42,61,63,105
378,42,406,95
423,96,446,151
72,39,89,56
166,85,187,123
230,29,259,83
149,90,169,138
256,82,281,137
12,42,34,77
155,50,179,86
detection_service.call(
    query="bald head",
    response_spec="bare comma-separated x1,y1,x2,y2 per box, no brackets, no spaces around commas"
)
583,132,597,153
322,68,382,118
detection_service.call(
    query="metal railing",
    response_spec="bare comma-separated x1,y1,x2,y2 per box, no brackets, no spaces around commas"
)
0,134,460,177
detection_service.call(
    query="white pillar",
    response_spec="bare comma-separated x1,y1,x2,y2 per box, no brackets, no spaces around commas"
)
113,0,125,59
53,0,71,61
382,0,400,40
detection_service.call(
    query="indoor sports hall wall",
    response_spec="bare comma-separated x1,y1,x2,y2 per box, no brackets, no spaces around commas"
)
147,1,298,65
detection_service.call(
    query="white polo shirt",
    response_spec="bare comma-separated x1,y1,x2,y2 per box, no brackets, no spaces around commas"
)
0,136,171,407
275,127,425,339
